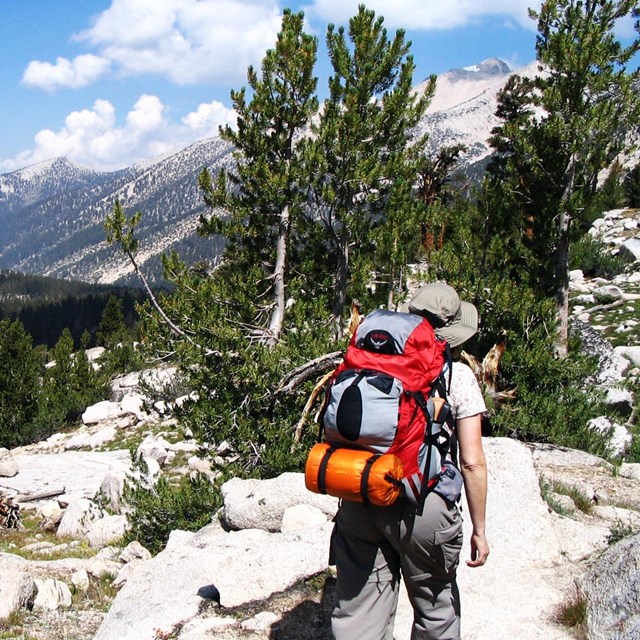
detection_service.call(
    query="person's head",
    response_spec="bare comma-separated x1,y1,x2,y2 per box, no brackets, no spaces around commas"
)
405,282,478,348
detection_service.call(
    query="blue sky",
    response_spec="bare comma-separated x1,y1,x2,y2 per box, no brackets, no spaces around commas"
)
0,0,545,174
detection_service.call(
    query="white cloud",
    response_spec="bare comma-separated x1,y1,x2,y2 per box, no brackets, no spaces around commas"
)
20,0,543,93
304,0,540,31
22,54,111,92
182,100,237,136
125,94,165,132
0,95,237,173
71,0,283,85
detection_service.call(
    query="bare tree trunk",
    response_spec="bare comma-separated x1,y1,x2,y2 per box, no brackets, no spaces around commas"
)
555,213,571,357
332,234,349,339
554,155,577,358
267,203,290,345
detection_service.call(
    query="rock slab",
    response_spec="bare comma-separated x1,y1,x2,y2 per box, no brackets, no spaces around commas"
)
583,533,640,640
93,519,333,640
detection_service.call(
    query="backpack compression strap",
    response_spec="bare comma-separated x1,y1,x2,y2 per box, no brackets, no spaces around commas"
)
315,445,383,507
402,392,453,509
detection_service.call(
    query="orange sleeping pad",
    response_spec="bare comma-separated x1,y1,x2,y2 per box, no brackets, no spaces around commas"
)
305,442,404,507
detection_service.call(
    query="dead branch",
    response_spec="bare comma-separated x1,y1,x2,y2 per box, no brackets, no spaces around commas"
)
276,351,343,395
293,370,334,443
286,300,363,441
461,341,516,408
0,493,22,530
582,299,625,315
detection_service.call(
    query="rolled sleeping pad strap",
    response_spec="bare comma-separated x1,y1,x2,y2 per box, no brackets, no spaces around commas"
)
316,445,335,495
360,453,381,507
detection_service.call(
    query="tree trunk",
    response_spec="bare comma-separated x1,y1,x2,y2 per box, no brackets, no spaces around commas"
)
554,155,577,358
332,233,349,338
267,203,290,345
554,215,571,357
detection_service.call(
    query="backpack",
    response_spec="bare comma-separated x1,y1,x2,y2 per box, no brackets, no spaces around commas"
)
305,309,454,507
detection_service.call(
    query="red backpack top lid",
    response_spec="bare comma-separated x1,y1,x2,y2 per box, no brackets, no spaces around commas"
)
339,309,446,392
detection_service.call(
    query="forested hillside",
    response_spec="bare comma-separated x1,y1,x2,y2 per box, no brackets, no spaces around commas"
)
0,270,143,347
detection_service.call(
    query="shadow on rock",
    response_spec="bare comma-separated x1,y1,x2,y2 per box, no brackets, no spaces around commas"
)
270,576,335,640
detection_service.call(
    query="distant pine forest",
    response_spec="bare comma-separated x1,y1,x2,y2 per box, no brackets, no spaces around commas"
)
0,270,145,348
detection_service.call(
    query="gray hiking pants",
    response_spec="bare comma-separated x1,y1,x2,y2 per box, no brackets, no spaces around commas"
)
330,492,463,640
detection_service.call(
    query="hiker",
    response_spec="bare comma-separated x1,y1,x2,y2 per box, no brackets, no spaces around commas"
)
330,282,489,640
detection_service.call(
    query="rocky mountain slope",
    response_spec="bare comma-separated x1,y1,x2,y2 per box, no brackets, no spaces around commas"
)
0,58,515,286
0,137,232,285
0,158,116,215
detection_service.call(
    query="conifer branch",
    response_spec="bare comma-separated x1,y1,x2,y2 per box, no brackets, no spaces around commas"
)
104,200,222,357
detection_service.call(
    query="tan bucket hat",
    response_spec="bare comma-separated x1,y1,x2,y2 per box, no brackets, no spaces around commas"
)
405,282,478,347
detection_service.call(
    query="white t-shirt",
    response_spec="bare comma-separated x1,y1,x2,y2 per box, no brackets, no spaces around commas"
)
446,361,487,420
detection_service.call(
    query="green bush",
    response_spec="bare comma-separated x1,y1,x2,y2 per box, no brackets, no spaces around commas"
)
122,457,223,555
425,225,611,458
569,235,628,279
553,586,588,638
37,329,108,432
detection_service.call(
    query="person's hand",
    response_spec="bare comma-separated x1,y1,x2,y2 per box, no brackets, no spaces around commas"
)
467,531,489,567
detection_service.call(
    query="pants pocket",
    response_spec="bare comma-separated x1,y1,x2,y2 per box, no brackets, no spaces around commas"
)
434,518,463,574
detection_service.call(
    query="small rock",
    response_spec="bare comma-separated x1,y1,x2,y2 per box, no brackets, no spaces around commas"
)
65,432,92,450
136,434,169,467
86,558,122,579
89,426,118,449
112,560,144,588
187,456,211,472
620,463,640,480
86,514,128,548
587,417,632,456
98,467,127,514
178,617,236,639
71,569,90,592
119,541,152,564
56,498,102,539
0,450,19,477
593,284,624,303
0,570,36,620
121,393,145,415
33,578,72,611
619,237,640,262
241,611,279,631
21,541,55,552
82,401,123,425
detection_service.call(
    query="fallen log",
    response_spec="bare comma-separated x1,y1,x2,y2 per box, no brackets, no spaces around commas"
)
13,487,66,503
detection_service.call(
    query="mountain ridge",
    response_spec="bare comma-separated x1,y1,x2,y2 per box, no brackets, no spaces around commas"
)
0,58,519,285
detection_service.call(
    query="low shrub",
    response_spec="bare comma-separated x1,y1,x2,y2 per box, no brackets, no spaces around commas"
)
570,235,629,279
122,457,223,555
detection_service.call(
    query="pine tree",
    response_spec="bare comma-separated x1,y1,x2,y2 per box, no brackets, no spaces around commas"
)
306,5,435,326
97,294,127,348
198,9,318,344
38,328,104,431
0,319,43,447
490,0,640,354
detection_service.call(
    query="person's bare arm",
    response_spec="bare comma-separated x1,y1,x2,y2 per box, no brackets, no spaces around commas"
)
456,414,489,567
